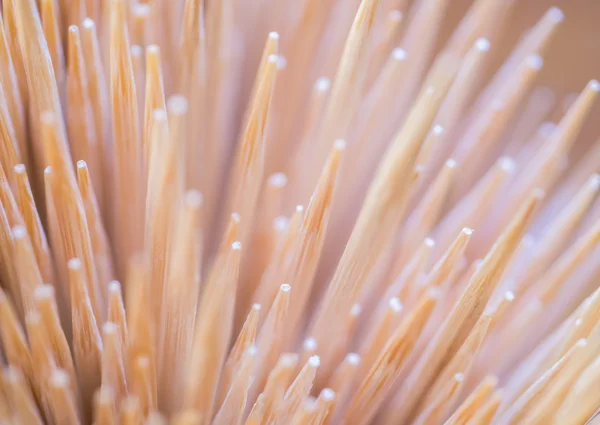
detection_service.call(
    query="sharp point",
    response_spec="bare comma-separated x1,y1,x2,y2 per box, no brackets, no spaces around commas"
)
392,48,407,61
11,225,27,239
185,190,204,207
539,121,557,137
462,227,474,236
526,54,544,70
308,355,321,367
152,108,167,120
102,322,119,334
34,284,54,298
427,287,442,300
137,356,150,367
82,18,95,28
274,216,289,231
281,353,300,367
67,258,82,269
50,369,70,387
41,111,56,124
389,10,403,21
548,6,565,23
498,156,516,174
346,353,361,365
315,77,331,91
26,311,41,323
167,94,190,114
303,337,317,351
321,388,336,400
334,139,347,151
504,291,515,302
389,297,403,312
268,172,288,187
475,37,490,52
134,3,151,15
446,158,457,168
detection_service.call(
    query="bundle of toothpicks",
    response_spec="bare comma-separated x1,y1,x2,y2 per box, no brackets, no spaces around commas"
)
0,0,599,424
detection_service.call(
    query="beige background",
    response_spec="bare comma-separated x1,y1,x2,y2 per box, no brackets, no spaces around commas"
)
439,0,600,159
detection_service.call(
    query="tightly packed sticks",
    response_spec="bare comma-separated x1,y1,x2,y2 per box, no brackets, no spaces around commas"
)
0,0,600,424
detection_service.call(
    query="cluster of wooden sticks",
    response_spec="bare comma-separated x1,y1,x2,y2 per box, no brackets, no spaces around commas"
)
0,0,599,424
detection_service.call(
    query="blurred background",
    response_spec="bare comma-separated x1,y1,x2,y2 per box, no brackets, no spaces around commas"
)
438,0,600,159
